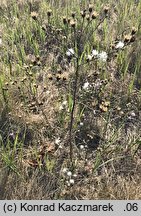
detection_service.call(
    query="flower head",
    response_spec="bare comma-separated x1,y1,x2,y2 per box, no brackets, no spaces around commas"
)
69,179,74,185
91,11,98,19
115,41,124,49
80,145,85,150
55,137,61,145
31,11,38,20
66,48,74,57
98,51,108,62
62,167,68,173
59,100,68,110
67,171,72,177
47,10,52,17
92,49,99,57
83,81,90,90
86,54,93,62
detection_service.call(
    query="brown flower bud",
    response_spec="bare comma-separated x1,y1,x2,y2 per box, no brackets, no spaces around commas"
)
70,20,76,28
47,10,52,17
103,6,109,14
89,4,93,13
92,11,98,19
47,74,53,80
63,16,67,25
31,11,38,20
86,14,90,21
71,12,75,18
124,34,132,43
130,35,135,42
67,17,71,24
81,10,86,18
131,27,137,35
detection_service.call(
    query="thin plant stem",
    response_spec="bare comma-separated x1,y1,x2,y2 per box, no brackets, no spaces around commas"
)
69,57,79,166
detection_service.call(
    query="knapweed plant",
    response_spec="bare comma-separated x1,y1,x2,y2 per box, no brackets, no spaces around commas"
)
0,0,141,199
51,4,137,166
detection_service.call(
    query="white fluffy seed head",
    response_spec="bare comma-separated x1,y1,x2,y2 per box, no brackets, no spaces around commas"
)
83,81,89,90
69,179,74,184
80,122,84,126
98,51,108,62
80,145,84,150
115,41,124,49
130,111,136,117
62,168,68,173
55,137,61,145
92,49,99,56
66,48,74,57
67,171,72,176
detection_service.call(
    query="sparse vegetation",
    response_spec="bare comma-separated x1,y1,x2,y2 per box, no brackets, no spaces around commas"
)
0,0,141,199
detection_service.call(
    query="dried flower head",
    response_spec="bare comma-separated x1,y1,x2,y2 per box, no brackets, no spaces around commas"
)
70,19,76,28
80,145,85,150
56,74,61,81
131,27,137,35
91,11,98,19
86,14,90,21
86,54,93,62
67,17,71,24
55,137,61,145
67,171,72,177
92,49,99,57
83,81,90,90
98,51,108,62
47,74,53,80
31,11,38,20
69,179,74,185
62,167,68,173
130,35,135,42
115,41,125,49
71,12,75,18
124,35,132,43
88,4,93,13
66,48,74,57
103,6,109,14
130,111,136,117
81,10,86,18
47,9,52,17
63,16,67,25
